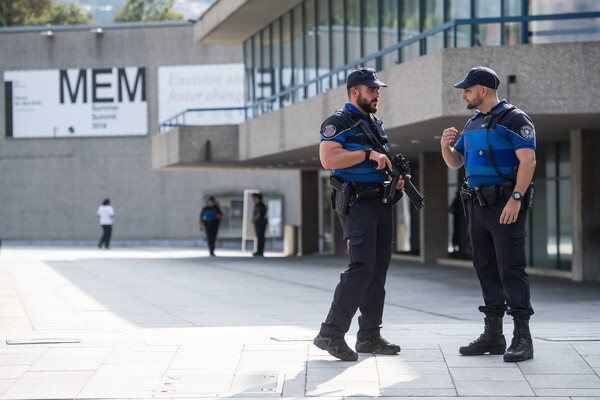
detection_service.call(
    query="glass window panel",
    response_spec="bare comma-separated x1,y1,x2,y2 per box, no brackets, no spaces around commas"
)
559,142,571,177
252,34,262,115
503,23,521,45
448,0,470,19
320,175,334,253
448,0,471,48
292,5,305,101
499,0,521,45
265,197,284,238
530,0,600,15
557,142,572,269
558,176,572,269
504,0,521,16
261,26,275,112
346,0,361,67
380,0,399,69
424,0,444,53
271,19,281,111
475,1,501,17
530,18,600,44
281,13,294,107
545,145,557,178
305,0,317,97
252,34,263,100
475,23,502,46
545,180,558,262
317,0,331,91
243,39,254,108
401,0,420,62
474,1,501,46
530,179,557,268
530,0,600,44
331,0,345,71
362,0,379,69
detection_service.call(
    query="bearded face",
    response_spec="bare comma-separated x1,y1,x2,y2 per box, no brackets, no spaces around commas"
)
356,88,379,113
464,88,484,110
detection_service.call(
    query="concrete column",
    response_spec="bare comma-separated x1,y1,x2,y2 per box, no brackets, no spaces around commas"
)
419,152,449,263
300,170,320,255
570,129,600,282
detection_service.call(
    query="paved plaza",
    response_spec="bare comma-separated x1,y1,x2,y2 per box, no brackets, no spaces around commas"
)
0,245,599,399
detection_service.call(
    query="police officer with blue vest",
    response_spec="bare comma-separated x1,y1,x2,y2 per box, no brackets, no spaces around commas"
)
200,197,223,256
313,67,406,361
441,66,536,362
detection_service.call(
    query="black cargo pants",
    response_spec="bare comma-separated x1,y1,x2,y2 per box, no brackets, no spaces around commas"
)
467,200,534,320
320,197,393,339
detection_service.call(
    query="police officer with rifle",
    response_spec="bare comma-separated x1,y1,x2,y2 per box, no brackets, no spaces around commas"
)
313,67,423,361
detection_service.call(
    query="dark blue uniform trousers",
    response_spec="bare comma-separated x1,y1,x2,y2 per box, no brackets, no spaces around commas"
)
321,198,393,339
468,200,534,320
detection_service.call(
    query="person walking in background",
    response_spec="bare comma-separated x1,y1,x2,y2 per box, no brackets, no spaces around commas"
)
440,66,537,362
199,197,223,257
97,198,114,249
251,193,267,256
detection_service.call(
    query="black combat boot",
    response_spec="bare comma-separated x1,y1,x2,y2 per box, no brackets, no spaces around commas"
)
459,317,506,355
355,334,401,355
313,333,358,361
503,319,534,362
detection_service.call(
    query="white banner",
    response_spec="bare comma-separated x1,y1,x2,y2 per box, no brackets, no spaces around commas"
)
4,67,148,138
158,64,245,127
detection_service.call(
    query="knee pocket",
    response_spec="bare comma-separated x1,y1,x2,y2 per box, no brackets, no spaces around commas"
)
344,228,366,265
505,231,526,267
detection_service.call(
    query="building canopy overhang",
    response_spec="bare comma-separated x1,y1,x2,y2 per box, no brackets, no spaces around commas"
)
194,0,303,45
153,42,600,170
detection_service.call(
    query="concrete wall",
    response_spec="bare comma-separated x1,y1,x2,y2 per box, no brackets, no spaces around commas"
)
0,23,301,241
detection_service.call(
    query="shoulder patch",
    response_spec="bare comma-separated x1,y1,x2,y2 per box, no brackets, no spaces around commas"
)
517,125,535,140
322,124,337,138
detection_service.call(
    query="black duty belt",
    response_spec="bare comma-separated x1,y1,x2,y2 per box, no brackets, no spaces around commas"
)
460,182,514,207
352,182,384,201
330,176,384,201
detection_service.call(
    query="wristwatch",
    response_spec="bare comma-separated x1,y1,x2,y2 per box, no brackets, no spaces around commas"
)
511,191,523,201
364,148,372,162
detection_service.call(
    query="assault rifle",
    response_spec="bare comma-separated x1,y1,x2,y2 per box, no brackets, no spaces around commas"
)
353,119,425,210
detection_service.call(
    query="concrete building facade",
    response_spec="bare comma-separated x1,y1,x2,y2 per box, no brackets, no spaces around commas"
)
153,0,600,282
0,22,301,248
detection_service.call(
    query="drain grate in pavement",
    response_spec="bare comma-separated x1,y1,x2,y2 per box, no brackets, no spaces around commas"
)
157,373,284,397
6,338,80,345
270,336,313,342
537,336,600,342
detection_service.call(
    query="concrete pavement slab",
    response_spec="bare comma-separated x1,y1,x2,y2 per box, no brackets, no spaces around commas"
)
0,245,599,399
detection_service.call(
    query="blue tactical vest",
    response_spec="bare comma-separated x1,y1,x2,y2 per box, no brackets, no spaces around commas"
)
453,100,536,188
319,103,388,183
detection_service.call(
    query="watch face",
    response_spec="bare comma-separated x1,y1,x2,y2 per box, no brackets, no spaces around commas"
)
512,192,522,200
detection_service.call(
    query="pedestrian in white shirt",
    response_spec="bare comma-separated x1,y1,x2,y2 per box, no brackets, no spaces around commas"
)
97,198,114,249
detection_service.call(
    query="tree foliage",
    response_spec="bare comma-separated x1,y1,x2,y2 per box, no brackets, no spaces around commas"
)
114,0,185,22
0,0,94,27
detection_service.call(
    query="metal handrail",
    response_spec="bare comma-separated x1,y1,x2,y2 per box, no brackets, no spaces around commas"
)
159,11,600,132
159,106,246,133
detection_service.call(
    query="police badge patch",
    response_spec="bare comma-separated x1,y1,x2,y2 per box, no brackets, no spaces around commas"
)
518,125,535,140
321,124,337,138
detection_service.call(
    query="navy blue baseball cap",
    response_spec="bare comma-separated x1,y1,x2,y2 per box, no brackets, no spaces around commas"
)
346,67,387,88
454,66,500,90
